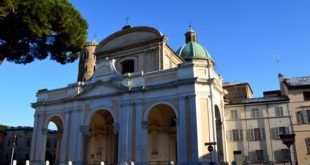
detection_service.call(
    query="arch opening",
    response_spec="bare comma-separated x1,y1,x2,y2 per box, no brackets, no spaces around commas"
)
147,104,177,164
215,105,224,163
45,116,63,165
86,109,118,165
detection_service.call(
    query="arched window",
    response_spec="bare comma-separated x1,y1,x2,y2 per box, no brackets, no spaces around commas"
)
83,51,88,60
121,60,134,74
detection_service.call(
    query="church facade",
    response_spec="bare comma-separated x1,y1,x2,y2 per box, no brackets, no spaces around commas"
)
30,26,227,165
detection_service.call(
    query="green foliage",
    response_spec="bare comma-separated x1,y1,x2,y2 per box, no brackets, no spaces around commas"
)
0,0,88,64
0,124,9,130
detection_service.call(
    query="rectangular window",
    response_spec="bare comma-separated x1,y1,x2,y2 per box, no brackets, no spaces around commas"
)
254,128,261,140
229,129,243,141
251,108,259,118
305,138,310,154
307,110,310,123
296,110,310,124
255,150,264,161
231,110,238,120
248,128,265,141
275,127,290,139
275,106,284,117
281,149,290,161
296,111,305,124
303,92,310,101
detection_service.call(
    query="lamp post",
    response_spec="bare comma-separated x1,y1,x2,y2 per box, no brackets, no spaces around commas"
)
10,134,16,165
205,142,216,165
279,134,295,165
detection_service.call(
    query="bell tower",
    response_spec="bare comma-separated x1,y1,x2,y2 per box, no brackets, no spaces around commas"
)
77,41,97,82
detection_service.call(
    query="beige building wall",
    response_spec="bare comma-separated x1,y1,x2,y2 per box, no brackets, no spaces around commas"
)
225,99,295,165
287,89,310,164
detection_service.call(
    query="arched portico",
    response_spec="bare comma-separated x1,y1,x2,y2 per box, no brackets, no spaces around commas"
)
43,115,64,165
85,109,118,165
145,103,178,164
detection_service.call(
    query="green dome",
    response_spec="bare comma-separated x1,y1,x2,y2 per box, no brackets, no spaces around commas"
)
176,41,212,60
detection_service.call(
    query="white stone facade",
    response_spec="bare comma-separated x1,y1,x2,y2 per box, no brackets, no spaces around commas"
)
30,26,226,165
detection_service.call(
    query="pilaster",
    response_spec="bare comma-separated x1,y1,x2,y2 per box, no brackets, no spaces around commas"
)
178,96,188,164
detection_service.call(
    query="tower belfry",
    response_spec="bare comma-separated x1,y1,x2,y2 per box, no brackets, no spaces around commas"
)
77,41,97,82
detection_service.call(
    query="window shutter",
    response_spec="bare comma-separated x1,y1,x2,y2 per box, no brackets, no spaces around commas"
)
240,129,243,140
303,110,308,124
275,127,279,139
285,127,290,134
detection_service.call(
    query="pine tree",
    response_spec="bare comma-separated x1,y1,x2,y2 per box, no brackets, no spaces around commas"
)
0,0,88,64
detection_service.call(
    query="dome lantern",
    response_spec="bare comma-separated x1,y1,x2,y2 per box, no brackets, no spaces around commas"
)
177,26,213,61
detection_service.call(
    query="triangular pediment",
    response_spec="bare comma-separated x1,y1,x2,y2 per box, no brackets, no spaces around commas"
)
77,81,127,98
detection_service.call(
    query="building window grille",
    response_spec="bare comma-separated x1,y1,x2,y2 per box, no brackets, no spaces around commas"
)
303,91,310,101
251,108,259,118
248,128,265,141
231,110,238,120
305,138,310,154
275,127,290,139
121,60,134,74
229,129,243,141
275,106,284,117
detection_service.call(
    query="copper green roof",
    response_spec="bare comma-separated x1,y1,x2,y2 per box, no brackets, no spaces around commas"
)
176,41,212,60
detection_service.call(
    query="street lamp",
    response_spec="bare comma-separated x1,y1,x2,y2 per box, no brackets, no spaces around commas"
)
205,142,216,165
10,134,16,165
279,134,295,165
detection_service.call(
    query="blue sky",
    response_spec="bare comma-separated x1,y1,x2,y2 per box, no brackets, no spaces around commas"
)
1,0,310,127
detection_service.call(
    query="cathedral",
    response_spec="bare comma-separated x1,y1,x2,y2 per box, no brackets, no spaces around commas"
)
30,25,308,165
30,25,226,165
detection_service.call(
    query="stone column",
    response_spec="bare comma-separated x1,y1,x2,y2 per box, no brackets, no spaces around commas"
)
189,95,199,164
30,114,40,163
80,125,90,165
59,112,70,165
177,97,188,164
134,102,143,165
118,102,132,164
74,110,84,165
31,114,47,165
141,120,148,165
